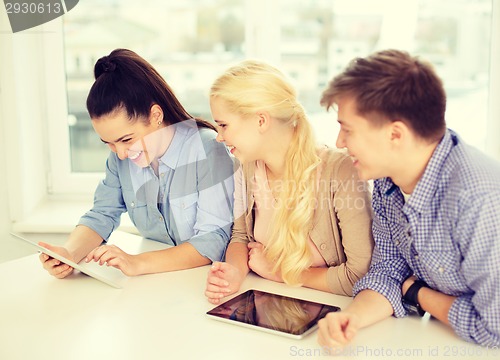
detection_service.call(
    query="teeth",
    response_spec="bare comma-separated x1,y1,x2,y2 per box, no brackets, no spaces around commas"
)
128,151,142,160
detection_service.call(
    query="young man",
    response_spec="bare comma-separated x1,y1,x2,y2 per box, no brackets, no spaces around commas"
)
317,49,500,348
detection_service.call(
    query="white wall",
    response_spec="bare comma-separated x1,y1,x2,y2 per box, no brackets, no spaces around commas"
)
0,10,49,257
487,0,500,160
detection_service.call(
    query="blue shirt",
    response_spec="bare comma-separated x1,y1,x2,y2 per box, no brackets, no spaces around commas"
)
353,129,500,347
79,119,235,262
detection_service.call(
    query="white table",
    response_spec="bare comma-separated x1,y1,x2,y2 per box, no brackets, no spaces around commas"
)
0,231,494,360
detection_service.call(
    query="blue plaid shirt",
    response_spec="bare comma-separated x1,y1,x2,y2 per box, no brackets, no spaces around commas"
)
353,129,500,347
79,119,235,262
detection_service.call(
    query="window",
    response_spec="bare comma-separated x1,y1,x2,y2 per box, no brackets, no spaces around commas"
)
50,0,496,194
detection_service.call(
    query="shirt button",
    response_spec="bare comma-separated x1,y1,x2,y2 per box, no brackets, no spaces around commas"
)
161,173,165,178
438,267,445,274
395,240,400,246
320,244,327,250
414,255,419,260
159,216,163,222
131,202,135,207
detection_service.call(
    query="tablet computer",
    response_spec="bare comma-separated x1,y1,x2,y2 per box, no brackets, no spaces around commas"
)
11,233,126,289
206,289,340,339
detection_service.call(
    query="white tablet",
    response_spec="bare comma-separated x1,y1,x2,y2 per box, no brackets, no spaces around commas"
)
11,233,127,289
206,289,340,339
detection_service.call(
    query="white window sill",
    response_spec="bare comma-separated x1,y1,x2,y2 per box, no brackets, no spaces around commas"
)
12,197,139,235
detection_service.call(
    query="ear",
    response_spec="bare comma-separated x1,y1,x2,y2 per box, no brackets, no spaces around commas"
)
256,111,272,134
389,120,408,145
149,104,164,126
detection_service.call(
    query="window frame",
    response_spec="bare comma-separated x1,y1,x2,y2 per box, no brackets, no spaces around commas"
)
42,1,500,196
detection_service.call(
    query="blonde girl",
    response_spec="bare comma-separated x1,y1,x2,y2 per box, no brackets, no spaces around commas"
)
205,60,373,303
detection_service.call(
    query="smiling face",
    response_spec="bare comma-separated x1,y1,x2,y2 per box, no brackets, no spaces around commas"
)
91,106,168,168
335,96,393,181
210,97,263,164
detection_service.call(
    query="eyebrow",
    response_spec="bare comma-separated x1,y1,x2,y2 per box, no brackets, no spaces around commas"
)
100,133,134,144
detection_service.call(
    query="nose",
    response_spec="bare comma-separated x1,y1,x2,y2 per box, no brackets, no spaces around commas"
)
216,131,224,143
113,144,129,160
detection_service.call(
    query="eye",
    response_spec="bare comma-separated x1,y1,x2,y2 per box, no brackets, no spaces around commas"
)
217,123,227,129
122,138,132,143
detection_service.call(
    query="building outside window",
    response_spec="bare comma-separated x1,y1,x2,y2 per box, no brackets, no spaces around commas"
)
58,0,493,191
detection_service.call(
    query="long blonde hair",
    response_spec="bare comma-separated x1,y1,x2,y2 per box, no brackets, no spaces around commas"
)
210,60,320,285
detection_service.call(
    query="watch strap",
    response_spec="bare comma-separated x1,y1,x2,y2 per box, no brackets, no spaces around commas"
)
403,279,429,316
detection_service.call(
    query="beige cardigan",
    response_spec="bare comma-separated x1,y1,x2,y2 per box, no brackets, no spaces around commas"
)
230,147,374,296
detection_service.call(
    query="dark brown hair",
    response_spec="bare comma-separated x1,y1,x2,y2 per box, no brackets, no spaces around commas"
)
321,49,446,141
86,48,215,130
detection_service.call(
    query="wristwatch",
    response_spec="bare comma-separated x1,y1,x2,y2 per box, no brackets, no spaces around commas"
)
402,279,429,316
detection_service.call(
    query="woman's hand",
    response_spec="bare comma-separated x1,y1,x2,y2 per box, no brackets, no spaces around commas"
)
38,242,75,279
247,242,283,282
85,244,140,276
205,262,244,304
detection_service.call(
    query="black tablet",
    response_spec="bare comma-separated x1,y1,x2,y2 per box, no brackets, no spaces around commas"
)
206,289,340,339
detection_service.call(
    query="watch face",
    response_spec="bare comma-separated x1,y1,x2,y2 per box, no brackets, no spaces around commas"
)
403,300,425,317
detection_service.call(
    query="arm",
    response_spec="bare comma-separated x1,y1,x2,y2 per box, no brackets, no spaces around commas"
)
300,267,331,292
87,241,210,276
352,180,413,316
402,276,455,326
225,241,250,277
401,196,500,347
78,152,127,241
324,155,374,295
177,133,235,263
426,194,500,346
318,289,394,350
205,166,251,303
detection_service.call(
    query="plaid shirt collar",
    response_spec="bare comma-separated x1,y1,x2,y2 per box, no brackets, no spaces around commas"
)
379,129,457,214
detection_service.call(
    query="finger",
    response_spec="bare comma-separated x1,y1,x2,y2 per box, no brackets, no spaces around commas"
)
318,318,340,349
317,327,328,348
85,247,101,262
247,242,263,249
38,241,58,252
212,261,237,274
53,263,72,278
343,316,358,341
205,289,226,301
206,283,232,295
43,258,61,270
39,252,50,264
207,296,221,305
210,261,224,272
87,246,111,264
205,283,224,293
96,249,118,266
207,274,229,287
326,315,350,345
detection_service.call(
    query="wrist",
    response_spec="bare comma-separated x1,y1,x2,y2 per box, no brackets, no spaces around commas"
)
402,279,429,316
133,253,147,275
